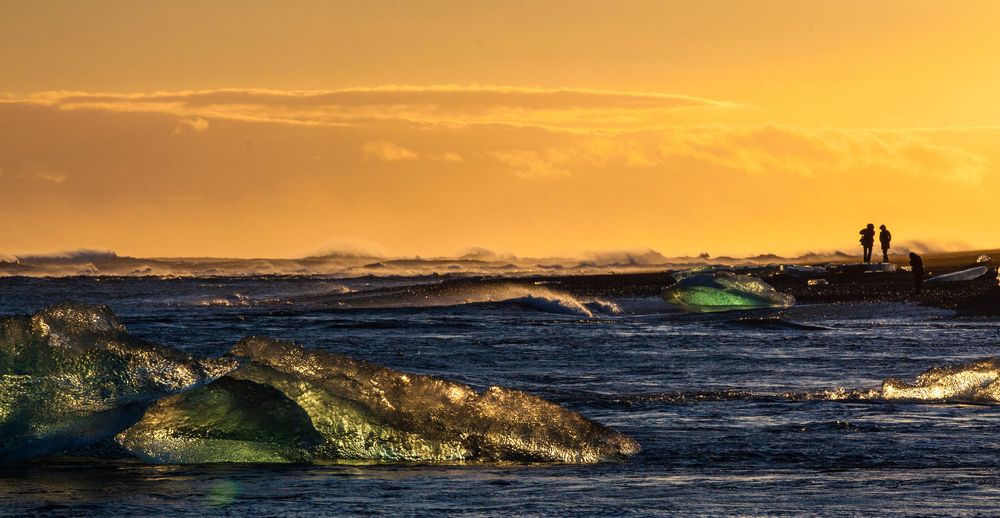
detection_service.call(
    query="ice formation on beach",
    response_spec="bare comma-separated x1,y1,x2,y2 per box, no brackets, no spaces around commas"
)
661,273,795,313
117,377,325,464
789,358,1000,404
880,358,1000,402
0,303,637,465
120,337,640,464
0,303,239,463
925,266,989,284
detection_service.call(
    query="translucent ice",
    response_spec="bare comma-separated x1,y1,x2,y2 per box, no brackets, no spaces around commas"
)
120,337,641,464
0,303,239,464
662,273,795,313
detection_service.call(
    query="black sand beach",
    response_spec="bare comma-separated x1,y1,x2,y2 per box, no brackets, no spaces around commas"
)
402,249,1000,315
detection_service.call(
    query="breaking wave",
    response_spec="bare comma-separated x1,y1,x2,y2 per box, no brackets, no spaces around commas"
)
318,283,621,317
464,288,621,317
2,246,966,278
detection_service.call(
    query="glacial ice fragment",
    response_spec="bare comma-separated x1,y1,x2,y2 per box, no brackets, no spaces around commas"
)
0,302,240,464
663,272,795,313
121,337,638,464
661,272,794,313
880,358,1000,402
925,266,989,284
670,265,732,281
117,377,324,464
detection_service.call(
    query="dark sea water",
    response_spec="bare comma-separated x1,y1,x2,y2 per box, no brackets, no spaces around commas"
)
2,275,1000,516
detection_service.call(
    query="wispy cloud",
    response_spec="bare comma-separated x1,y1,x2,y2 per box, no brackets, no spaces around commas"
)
174,117,209,133
3,86,733,130
362,141,464,163
363,141,419,162
17,169,67,184
0,94,995,257
491,150,572,179
655,125,989,185
488,125,988,184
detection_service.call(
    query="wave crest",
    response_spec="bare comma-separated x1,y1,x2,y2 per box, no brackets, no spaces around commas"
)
321,282,620,317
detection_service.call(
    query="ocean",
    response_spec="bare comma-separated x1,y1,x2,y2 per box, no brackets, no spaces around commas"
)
2,274,1000,516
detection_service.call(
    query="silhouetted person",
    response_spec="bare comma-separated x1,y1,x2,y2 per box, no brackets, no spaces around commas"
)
909,252,924,294
859,223,875,263
879,225,892,263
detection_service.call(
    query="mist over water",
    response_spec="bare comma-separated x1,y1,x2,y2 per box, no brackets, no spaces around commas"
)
0,247,896,278
1,275,1000,515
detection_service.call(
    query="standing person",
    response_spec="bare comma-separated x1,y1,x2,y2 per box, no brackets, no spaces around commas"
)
879,225,892,263
909,252,924,294
859,224,876,264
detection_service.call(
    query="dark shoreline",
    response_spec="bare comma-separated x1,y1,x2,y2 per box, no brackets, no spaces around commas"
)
471,266,1000,316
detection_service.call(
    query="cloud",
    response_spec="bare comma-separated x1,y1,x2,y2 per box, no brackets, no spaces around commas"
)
655,125,989,184
362,141,464,163
0,95,995,258
487,125,988,184
491,150,572,179
18,169,67,184
363,141,419,162
4,86,732,130
28,86,728,110
174,117,209,133
436,152,465,163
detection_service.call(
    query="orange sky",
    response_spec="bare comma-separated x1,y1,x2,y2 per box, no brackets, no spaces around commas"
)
1,1,998,258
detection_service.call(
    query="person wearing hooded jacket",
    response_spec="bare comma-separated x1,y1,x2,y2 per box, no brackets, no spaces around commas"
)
859,224,875,263
879,225,892,263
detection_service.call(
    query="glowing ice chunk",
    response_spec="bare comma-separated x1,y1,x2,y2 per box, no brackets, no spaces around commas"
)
662,273,795,313
881,358,1000,402
119,337,640,464
117,377,324,464
0,303,239,464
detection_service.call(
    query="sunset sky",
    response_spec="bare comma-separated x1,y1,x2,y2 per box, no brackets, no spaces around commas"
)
1,0,998,258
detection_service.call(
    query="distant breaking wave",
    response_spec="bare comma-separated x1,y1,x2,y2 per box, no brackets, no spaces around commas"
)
0,246,904,278
305,282,621,317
